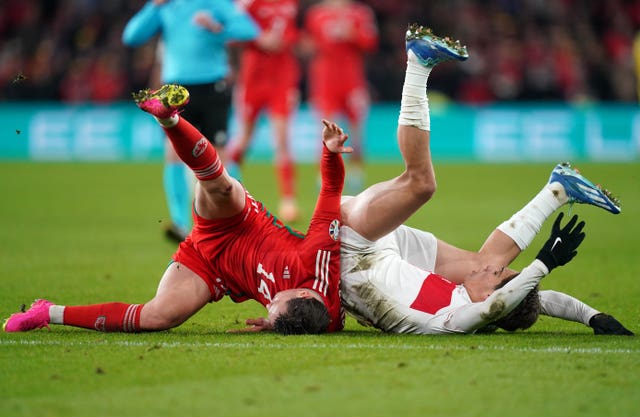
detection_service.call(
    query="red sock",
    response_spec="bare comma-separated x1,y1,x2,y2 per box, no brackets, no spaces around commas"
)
63,303,143,332
163,118,224,180
276,157,295,198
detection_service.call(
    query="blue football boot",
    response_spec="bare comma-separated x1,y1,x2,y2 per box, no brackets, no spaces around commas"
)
406,23,469,67
549,162,621,214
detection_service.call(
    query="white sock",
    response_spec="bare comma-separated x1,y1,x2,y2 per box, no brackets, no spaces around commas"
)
156,114,179,128
497,182,568,250
398,50,432,131
49,305,65,325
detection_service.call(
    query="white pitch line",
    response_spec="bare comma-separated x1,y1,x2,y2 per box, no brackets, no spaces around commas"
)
1,339,638,354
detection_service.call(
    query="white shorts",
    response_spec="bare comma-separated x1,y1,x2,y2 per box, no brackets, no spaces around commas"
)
340,225,472,334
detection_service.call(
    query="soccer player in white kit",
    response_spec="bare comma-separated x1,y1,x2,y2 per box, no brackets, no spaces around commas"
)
337,24,632,335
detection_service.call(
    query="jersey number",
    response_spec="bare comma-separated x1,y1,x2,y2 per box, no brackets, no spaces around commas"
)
257,263,275,302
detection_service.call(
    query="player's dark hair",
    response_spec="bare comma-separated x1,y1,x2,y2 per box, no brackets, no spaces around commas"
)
273,297,330,335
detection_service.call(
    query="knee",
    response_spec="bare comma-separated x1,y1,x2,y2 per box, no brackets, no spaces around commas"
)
139,307,186,331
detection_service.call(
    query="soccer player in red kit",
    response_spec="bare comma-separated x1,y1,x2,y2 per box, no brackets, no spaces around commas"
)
230,0,302,223
304,0,378,192
4,85,351,335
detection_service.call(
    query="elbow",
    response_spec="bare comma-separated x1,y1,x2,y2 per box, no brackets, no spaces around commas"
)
122,32,139,47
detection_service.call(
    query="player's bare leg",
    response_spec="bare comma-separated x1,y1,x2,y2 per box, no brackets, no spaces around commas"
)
228,116,257,175
139,262,211,330
435,164,623,283
341,24,468,241
3,262,211,332
271,115,299,223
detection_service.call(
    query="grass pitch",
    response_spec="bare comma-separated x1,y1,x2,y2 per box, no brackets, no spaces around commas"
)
1,161,639,417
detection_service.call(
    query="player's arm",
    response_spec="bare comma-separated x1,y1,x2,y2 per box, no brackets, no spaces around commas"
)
228,317,272,333
540,290,634,335
304,120,351,231
449,213,586,333
446,261,547,333
315,121,351,196
352,8,378,51
122,2,163,46
217,0,260,42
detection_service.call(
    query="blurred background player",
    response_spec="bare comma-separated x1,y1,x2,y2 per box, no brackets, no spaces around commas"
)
229,0,302,223
122,0,259,242
302,0,378,193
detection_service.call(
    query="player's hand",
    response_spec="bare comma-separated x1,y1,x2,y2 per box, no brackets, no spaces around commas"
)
193,11,223,33
257,30,284,52
589,313,634,336
536,212,586,271
322,119,353,154
227,317,273,333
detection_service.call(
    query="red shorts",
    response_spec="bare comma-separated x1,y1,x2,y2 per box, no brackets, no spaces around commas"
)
309,65,369,122
237,82,299,123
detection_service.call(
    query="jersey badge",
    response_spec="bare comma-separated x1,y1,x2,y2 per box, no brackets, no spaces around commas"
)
329,219,340,241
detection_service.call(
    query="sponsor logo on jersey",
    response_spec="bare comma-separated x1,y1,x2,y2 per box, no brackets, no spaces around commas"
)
329,219,340,241
283,266,291,279
192,137,208,158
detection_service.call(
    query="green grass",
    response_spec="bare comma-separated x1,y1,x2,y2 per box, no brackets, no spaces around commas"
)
1,161,639,417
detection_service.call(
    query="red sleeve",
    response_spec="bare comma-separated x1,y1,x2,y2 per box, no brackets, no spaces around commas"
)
353,6,378,51
307,143,344,229
319,143,345,197
282,0,300,49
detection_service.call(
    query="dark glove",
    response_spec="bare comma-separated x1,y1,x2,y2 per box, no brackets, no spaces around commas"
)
589,313,634,336
536,212,586,272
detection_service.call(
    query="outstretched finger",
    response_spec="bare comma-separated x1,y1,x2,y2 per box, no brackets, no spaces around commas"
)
340,145,354,154
552,211,565,232
322,119,338,131
227,317,272,333
563,214,579,232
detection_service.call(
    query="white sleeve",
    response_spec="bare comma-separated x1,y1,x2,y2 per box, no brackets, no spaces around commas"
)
539,290,599,325
444,260,549,333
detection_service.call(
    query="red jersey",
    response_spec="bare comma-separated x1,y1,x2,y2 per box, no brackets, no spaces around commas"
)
173,145,345,332
304,1,378,120
236,0,300,120
304,1,378,88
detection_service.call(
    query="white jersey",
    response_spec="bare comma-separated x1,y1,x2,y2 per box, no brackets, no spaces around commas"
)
340,225,549,334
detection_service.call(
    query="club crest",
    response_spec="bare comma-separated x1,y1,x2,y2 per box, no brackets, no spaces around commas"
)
329,219,340,241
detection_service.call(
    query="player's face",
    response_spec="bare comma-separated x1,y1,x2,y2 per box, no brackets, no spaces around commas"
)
466,265,507,301
266,289,300,323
